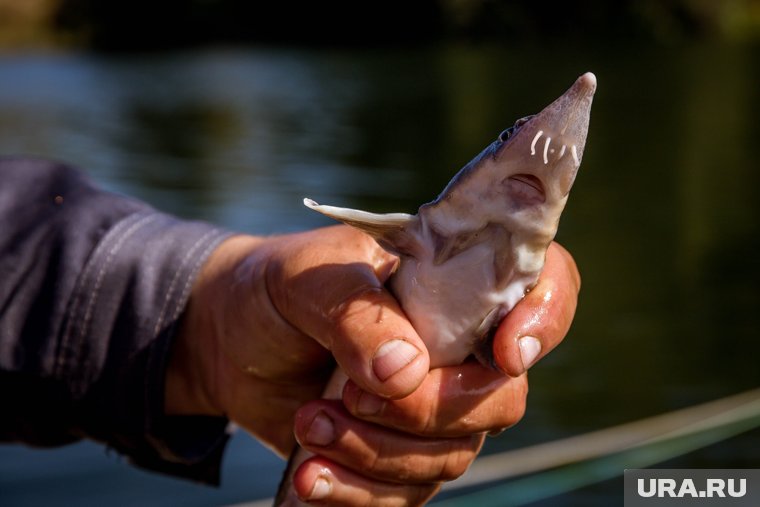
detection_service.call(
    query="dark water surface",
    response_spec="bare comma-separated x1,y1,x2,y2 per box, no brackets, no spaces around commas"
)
1,41,759,505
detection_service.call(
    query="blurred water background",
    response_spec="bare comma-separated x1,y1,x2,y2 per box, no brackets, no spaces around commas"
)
1,1,759,505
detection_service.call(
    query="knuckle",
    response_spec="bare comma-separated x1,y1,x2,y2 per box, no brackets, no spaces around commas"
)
326,284,385,327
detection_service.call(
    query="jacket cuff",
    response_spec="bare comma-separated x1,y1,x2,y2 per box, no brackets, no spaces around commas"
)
58,210,234,484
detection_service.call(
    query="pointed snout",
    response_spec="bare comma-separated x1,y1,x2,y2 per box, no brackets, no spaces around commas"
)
537,71,595,138
523,72,596,171
575,72,597,96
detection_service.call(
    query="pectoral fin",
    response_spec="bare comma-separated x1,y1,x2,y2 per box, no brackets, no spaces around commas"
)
304,198,422,258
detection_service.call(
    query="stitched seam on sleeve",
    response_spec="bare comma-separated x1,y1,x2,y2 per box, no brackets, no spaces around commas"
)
152,229,220,337
55,212,151,379
171,232,229,324
76,214,157,348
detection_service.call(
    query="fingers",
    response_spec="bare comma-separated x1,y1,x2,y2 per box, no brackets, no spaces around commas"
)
331,240,571,440
292,456,441,507
342,361,529,437
266,226,430,399
492,241,581,377
294,400,483,483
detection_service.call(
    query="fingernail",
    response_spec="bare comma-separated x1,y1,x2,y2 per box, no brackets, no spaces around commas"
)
519,336,541,370
305,412,334,447
356,391,385,416
309,476,332,500
372,339,420,381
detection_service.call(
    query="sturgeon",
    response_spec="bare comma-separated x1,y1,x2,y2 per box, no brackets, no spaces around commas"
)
276,72,596,505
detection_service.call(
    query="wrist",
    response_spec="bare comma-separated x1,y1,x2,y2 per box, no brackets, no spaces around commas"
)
164,234,265,417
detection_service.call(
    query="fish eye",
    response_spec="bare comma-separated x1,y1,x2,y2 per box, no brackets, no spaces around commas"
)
497,115,535,143
498,127,514,142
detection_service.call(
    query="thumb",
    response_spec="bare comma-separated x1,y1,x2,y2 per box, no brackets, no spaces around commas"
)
492,242,580,377
270,226,430,399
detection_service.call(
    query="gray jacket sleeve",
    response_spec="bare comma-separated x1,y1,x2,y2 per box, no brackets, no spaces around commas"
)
0,157,234,484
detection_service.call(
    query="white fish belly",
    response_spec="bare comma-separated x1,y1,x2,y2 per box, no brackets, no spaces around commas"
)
392,243,534,367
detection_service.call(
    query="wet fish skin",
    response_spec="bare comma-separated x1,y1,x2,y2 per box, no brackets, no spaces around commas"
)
306,72,596,368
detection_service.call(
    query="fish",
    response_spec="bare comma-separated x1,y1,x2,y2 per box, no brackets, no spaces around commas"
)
276,72,596,505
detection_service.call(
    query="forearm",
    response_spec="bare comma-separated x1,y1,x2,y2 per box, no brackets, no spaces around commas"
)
0,158,233,483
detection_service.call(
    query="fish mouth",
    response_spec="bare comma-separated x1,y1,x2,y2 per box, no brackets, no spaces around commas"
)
506,173,545,204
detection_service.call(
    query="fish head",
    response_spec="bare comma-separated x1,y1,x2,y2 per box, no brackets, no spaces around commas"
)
498,71,596,202
304,73,596,268
496,72,595,233
429,72,596,248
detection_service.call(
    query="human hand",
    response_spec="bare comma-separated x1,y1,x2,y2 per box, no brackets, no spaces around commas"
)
166,226,580,505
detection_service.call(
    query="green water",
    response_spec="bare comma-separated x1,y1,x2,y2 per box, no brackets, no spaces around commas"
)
0,41,758,506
